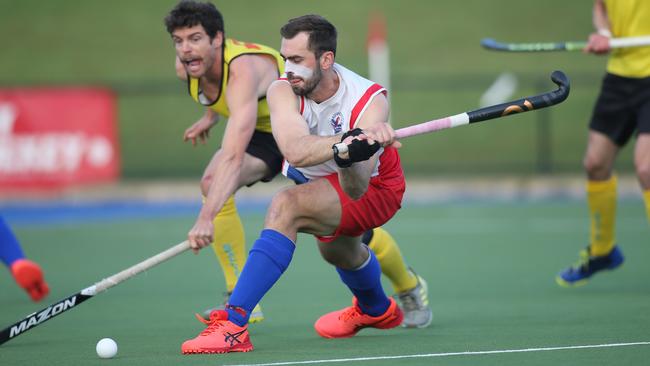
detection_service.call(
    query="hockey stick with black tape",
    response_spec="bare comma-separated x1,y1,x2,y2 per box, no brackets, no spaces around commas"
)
0,240,190,345
481,35,650,52
333,70,570,154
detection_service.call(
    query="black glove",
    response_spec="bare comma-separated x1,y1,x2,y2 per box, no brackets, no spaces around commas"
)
333,128,380,168
340,128,364,142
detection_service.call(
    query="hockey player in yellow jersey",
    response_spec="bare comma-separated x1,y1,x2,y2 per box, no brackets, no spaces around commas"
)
165,0,284,322
557,0,650,286
165,0,431,328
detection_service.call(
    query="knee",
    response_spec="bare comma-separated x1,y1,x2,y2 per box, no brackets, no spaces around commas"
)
635,158,650,182
265,189,299,227
583,154,610,178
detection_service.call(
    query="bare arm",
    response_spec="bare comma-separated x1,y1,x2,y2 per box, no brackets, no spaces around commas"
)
267,80,340,167
585,0,611,54
338,94,392,199
593,0,611,36
187,56,260,251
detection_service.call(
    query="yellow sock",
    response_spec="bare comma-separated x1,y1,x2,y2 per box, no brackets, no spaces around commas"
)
209,195,247,292
587,176,617,256
367,227,417,293
643,189,650,224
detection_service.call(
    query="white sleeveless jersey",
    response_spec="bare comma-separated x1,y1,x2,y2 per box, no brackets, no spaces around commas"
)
282,63,387,180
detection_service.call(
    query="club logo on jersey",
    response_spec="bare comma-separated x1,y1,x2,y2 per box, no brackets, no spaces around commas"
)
330,112,344,133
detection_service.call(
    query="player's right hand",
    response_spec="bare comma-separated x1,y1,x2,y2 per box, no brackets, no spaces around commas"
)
584,33,610,55
357,123,402,149
183,115,217,146
187,218,214,254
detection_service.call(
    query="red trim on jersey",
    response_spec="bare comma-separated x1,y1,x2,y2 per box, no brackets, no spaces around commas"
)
278,77,288,80
349,83,385,128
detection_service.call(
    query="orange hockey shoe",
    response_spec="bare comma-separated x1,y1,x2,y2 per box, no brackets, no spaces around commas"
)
314,297,403,338
10,259,50,302
182,310,253,354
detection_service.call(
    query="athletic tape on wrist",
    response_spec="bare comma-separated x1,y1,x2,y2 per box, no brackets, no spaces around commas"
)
333,151,353,167
597,29,612,38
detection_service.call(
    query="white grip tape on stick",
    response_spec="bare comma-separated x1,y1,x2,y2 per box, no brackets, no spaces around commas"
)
610,35,650,48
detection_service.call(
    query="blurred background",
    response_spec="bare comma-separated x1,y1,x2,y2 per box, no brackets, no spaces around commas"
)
0,0,630,185
2,2,650,364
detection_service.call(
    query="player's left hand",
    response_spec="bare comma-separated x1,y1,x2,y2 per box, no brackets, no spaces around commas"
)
187,218,214,254
184,113,218,146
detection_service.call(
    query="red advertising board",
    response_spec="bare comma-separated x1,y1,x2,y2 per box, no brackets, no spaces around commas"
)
0,88,120,190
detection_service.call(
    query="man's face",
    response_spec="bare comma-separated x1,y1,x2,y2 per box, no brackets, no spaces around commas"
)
281,32,322,97
172,25,219,78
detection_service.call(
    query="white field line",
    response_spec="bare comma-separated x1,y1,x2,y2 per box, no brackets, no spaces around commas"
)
224,341,650,366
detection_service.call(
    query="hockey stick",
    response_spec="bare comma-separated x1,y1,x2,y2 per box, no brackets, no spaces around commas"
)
334,70,569,154
0,240,190,345
481,35,650,52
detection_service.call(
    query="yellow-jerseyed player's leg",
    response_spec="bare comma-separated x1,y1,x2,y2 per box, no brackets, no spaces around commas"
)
587,175,617,256
643,190,650,224
210,195,247,292
367,227,417,293
201,195,264,323
367,227,433,328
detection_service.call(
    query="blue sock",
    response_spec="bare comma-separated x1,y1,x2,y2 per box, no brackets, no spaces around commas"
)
336,248,390,317
0,216,24,268
227,229,295,326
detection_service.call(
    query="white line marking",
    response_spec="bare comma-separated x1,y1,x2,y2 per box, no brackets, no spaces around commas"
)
224,341,650,366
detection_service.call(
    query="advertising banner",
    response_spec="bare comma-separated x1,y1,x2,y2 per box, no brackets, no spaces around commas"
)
0,88,120,190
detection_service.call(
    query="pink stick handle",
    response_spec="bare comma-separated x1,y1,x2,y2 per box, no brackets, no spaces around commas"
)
395,117,453,139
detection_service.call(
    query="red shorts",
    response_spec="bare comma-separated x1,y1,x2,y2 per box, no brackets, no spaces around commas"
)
317,147,405,242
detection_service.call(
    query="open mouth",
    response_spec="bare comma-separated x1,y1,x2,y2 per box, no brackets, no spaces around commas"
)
182,58,202,72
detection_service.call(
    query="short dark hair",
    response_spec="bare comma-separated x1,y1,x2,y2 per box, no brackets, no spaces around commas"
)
164,0,224,39
280,14,337,58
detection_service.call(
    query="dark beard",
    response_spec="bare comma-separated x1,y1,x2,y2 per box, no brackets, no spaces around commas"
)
291,66,322,97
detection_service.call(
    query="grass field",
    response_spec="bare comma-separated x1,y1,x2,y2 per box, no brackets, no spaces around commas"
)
1,199,649,365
